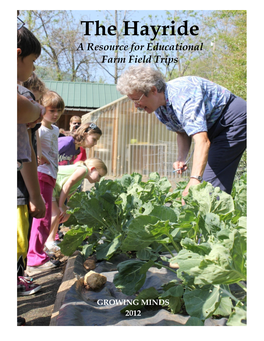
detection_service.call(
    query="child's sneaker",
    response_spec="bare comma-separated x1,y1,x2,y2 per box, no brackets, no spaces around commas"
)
44,241,61,255
26,260,61,276
18,275,33,283
17,276,42,296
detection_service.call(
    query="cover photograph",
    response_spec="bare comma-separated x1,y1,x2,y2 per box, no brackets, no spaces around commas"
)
16,9,248,329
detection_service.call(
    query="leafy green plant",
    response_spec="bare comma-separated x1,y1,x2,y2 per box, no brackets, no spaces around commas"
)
113,180,247,325
59,171,247,325
59,172,174,259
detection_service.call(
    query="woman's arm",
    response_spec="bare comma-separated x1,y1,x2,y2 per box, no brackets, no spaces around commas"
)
182,131,210,196
173,131,192,173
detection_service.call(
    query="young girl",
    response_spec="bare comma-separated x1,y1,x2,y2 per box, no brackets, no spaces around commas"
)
58,122,102,165
44,158,107,253
26,91,65,275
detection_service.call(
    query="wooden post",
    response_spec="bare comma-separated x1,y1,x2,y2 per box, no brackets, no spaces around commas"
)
112,104,119,176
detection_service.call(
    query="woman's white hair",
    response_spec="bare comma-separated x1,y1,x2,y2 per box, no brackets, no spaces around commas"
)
116,65,166,95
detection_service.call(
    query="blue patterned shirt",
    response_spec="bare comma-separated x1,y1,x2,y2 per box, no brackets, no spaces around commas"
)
154,76,232,136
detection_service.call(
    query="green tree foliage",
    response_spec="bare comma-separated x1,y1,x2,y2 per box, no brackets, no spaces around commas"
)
20,10,100,82
208,11,247,173
210,10,247,100
168,11,246,101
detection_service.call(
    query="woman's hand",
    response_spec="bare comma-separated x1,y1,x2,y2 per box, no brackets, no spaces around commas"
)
173,160,188,174
181,177,202,205
173,132,192,174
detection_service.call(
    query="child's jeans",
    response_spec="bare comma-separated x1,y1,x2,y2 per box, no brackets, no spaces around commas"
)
27,173,56,267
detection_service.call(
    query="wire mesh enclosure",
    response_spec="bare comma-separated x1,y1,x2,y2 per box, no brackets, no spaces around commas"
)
82,96,193,183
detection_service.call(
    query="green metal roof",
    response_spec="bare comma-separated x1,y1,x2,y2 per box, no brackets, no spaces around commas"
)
43,80,123,109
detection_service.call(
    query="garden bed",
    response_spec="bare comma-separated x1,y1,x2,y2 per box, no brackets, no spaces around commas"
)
56,172,247,326
55,252,233,326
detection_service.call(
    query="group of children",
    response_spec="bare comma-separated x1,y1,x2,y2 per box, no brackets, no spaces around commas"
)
17,19,107,302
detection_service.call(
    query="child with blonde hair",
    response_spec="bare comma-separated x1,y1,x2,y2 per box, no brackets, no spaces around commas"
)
26,90,65,275
69,115,81,132
43,158,107,254
69,116,88,163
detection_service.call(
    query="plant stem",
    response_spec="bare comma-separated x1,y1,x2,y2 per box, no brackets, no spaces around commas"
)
154,262,178,276
167,234,181,253
161,243,174,257
237,281,247,293
218,285,243,306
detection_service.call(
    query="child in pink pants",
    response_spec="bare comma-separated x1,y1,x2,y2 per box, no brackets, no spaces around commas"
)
26,91,65,275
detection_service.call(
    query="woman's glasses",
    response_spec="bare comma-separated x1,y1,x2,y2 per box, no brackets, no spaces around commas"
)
17,17,25,30
131,93,144,105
